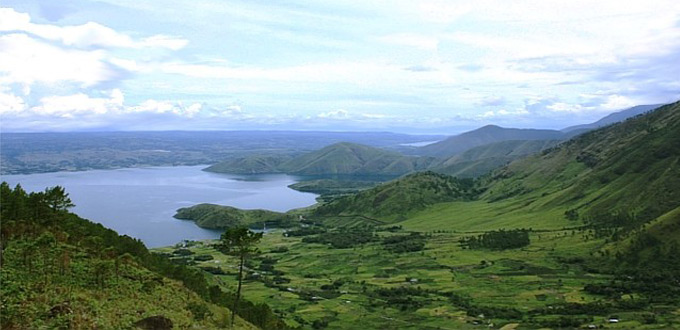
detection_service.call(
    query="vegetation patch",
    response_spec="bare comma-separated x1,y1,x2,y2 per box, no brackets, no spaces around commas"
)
459,229,530,250
382,232,428,253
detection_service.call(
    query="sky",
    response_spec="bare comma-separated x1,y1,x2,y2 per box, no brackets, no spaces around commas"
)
1,1,679,134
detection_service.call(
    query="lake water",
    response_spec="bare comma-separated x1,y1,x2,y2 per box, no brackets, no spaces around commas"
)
2,166,318,247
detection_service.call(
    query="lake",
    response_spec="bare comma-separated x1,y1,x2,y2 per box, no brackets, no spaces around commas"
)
2,166,318,247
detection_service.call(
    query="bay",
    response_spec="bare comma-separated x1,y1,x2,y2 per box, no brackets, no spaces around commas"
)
2,165,318,247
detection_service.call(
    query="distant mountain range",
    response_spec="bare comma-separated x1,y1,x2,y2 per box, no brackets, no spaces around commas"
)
0,131,442,175
305,100,680,278
207,104,665,179
417,125,567,158
205,142,437,176
309,100,680,235
561,104,662,132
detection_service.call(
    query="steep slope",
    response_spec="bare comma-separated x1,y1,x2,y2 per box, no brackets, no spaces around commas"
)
562,104,662,132
0,184,285,330
314,171,477,221
278,142,436,176
432,139,561,177
418,125,566,158
483,101,680,222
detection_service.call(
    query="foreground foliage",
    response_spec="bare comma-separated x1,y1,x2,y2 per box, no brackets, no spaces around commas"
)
0,183,287,329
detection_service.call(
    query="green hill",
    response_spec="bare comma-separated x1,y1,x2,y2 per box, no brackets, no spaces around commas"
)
278,142,436,176
203,155,290,174
0,183,287,330
206,142,437,176
418,125,566,158
562,104,662,132
163,101,680,329
432,139,560,177
484,101,680,222
314,171,477,221
174,203,295,229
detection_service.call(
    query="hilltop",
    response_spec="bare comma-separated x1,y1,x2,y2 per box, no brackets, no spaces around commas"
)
207,142,437,176
484,101,680,222
431,139,561,177
204,155,291,174
314,171,477,221
417,125,567,158
562,104,662,132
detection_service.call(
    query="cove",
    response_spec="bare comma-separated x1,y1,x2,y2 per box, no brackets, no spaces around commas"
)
2,165,318,247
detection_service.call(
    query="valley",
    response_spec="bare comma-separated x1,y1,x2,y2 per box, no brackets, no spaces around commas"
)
2,102,679,329
156,101,680,329
2,2,678,329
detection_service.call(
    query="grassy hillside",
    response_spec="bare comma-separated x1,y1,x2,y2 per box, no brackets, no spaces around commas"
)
206,142,437,176
161,101,680,329
432,140,560,177
314,171,477,222
562,104,662,132
418,125,566,158
204,155,291,174
0,184,290,329
483,101,680,222
175,203,296,229
278,142,436,176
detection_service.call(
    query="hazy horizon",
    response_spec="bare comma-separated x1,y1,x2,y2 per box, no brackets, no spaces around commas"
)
1,1,679,133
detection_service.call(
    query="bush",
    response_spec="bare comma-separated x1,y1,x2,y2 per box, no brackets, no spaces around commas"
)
187,302,213,321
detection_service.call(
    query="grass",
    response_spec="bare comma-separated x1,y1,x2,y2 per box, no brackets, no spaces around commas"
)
401,199,572,232
153,223,679,330
1,240,257,330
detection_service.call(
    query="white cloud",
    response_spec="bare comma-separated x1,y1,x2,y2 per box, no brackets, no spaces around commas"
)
317,109,349,119
600,95,636,111
0,8,187,50
31,89,124,117
547,102,584,113
0,33,118,87
477,108,529,119
0,91,26,114
138,35,188,51
128,99,203,117
360,113,387,119
1,2,679,132
477,95,506,107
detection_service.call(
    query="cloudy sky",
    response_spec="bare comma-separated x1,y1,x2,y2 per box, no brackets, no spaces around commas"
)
1,1,679,133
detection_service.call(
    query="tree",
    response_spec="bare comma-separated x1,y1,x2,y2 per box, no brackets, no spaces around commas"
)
43,186,74,212
214,227,262,327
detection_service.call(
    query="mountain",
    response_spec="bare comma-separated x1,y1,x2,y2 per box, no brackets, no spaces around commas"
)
314,171,477,221
1,131,442,175
417,125,566,158
277,142,436,176
313,101,680,238
203,155,291,174
562,104,663,132
171,101,680,329
431,139,561,177
484,101,680,222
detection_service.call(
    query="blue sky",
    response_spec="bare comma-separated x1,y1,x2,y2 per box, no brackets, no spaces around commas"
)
1,1,679,133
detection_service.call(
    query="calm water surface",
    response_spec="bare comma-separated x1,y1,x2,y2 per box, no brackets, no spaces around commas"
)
3,166,318,247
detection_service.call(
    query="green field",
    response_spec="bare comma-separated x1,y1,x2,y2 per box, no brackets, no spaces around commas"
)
153,216,679,329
